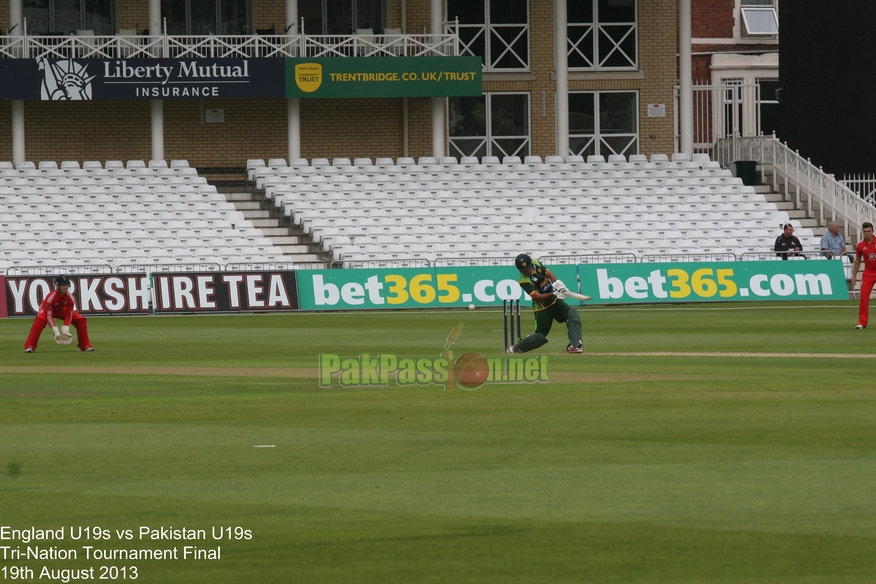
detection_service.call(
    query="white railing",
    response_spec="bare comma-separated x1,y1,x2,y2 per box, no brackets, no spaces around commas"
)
717,134,876,240
841,174,876,207
674,83,761,159
0,32,459,60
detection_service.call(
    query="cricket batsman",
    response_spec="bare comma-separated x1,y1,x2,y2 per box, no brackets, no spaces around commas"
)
24,275,94,353
508,253,583,354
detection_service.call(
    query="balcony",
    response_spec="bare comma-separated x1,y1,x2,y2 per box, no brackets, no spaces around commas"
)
0,32,460,60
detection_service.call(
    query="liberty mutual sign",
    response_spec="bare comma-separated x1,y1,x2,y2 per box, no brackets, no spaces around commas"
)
0,58,284,100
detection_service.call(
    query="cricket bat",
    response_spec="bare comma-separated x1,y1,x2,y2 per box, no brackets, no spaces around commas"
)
564,291,592,301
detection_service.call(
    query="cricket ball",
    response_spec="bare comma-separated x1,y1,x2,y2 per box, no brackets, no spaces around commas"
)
468,304,475,310
454,352,490,390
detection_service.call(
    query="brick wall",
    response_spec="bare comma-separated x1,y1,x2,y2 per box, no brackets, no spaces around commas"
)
1,0,680,164
692,0,735,38
0,102,9,161
14,101,152,163
116,0,148,33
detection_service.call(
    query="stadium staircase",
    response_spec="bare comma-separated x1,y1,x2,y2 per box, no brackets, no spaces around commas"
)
219,187,331,264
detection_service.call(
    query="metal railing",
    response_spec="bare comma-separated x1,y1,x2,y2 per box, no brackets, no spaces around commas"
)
674,83,763,158
0,31,459,60
0,251,858,277
716,134,876,241
840,174,876,207
4,264,113,276
225,261,327,271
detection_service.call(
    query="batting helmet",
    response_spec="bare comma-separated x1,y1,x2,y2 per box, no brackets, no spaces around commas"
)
514,253,533,272
53,275,71,288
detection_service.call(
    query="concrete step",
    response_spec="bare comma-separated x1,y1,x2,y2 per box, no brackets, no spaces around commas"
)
280,253,325,263
210,187,343,265
270,235,308,246
240,209,272,220
223,192,257,202
277,243,321,254
258,227,294,237
248,218,283,230
229,200,263,211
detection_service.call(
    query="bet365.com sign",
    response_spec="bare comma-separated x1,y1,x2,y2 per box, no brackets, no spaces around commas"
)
285,56,482,98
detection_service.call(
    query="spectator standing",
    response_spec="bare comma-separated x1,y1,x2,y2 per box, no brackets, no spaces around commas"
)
774,223,803,260
820,221,846,259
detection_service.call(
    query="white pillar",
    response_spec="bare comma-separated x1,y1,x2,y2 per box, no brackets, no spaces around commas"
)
679,0,693,156
288,98,300,160
555,0,569,159
151,100,164,162
286,0,297,33
149,0,161,37
430,0,444,158
286,0,304,164
287,0,300,160
10,0,24,164
9,0,21,37
11,101,24,165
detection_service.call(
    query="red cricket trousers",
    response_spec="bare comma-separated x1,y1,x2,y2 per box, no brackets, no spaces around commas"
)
24,312,92,351
859,272,876,327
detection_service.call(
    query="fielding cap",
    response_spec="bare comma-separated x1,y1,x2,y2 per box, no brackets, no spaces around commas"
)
515,253,533,272
54,275,71,287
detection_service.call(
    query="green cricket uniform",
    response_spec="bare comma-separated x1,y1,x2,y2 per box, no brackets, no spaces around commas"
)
514,259,583,352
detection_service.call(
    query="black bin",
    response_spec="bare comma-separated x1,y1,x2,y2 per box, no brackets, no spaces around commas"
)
727,161,756,186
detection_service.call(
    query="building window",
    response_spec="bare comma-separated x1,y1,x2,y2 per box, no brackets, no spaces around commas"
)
24,0,114,35
567,0,637,70
298,0,385,35
448,0,529,71
162,0,250,34
448,93,530,159
740,0,778,36
756,78,780,136
569,91,638,157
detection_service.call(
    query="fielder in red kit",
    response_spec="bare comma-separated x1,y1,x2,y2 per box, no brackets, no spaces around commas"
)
853,222,876,329
24,275,93,352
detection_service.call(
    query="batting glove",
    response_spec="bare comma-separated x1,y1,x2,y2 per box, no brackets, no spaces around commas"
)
52,326,61,345
61,325,72,345
552,279,568,293
554,289,568,299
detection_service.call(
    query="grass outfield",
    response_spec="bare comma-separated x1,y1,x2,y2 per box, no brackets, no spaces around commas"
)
2,301,875,583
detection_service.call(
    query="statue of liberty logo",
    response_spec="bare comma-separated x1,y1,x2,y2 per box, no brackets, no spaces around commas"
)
38,57,95,100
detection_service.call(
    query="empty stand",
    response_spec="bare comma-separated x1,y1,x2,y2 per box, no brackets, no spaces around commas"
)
0,160,291,270
247,153,817,264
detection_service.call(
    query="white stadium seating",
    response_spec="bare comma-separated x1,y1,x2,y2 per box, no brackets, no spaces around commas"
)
0,160,289,269
248,153,819,263
0,153,825,272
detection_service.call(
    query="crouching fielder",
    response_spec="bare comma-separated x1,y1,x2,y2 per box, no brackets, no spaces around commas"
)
24,275,93,353
508,253,583,354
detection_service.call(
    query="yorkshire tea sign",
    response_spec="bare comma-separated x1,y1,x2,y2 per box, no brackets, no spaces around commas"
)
285,56,482,98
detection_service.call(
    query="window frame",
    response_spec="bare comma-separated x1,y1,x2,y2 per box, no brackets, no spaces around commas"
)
568,89,639,158
448,0,530,72
567,0,638,71
740,7,778,36
447,92,531,160
23,0,115,35
163,0,252,35
297,0,385,35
